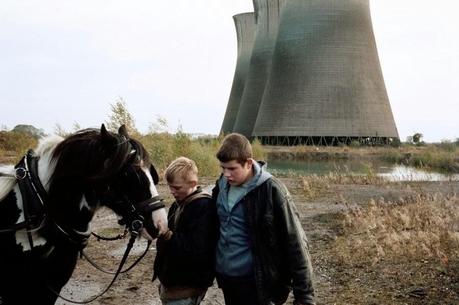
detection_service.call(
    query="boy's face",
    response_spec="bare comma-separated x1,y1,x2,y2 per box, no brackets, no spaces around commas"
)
220,159,253,186
167,176,196,202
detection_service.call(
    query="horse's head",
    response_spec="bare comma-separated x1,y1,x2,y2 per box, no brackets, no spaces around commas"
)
46,124,163,244
96,125,163,239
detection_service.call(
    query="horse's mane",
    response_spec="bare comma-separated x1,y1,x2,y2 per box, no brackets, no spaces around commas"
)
0,135,64,201
1,128,150,206
0,165,15,201
49,128,150,187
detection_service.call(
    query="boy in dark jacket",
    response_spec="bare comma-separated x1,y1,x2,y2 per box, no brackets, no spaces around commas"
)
213,133,315,305
153,157,216,305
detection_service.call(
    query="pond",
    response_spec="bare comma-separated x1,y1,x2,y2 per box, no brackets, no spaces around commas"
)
266,159,459,182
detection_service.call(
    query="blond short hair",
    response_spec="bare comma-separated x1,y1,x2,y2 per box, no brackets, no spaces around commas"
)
165,157,198,183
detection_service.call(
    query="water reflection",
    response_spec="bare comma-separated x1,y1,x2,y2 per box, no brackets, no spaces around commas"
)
266,159,459,182
378,165,459,182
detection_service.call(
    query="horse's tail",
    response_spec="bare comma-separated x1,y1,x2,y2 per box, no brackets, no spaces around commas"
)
0,165,17,201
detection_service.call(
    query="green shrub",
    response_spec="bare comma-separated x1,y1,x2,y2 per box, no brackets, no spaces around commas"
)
381,150,403,163
437,140,457,152
140,132,223,179
252,138,267,161
349,140,361,147
389,137,401,148
140,132,175,173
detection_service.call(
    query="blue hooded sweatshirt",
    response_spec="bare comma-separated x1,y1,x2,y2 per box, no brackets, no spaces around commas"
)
215,161,272,277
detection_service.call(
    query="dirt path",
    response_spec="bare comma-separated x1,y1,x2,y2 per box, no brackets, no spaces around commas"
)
56,178,459,305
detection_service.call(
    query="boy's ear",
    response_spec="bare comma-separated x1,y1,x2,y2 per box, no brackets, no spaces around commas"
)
245,158,254,168
190,180,198,188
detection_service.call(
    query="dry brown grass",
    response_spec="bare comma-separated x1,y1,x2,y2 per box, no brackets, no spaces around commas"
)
0,131,38,163
334,194,459,266
321,192,459,304
302,171,386,200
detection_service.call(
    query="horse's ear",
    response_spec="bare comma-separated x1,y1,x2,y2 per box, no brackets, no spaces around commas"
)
100,124,117,148
118,125,129,138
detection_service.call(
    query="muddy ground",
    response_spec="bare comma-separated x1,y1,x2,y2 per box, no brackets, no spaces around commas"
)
54,177,459,305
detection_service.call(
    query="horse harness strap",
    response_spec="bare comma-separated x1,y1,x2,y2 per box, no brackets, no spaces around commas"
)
2,150,91,249
136,195,165,213
5,150,47,241
173,187,211,228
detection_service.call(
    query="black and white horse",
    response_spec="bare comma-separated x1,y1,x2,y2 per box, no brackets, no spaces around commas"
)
0,125,167,305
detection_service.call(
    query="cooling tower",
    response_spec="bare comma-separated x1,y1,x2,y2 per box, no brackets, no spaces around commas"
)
220,13,256,134
232,0,287,138
253,0,399,145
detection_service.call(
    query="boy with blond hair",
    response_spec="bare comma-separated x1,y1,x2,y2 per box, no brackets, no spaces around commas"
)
153,157,216,305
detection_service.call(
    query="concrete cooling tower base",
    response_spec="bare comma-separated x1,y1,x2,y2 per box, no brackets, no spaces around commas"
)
257,135,397,146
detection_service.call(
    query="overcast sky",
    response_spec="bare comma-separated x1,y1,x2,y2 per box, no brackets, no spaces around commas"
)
1,0,458,142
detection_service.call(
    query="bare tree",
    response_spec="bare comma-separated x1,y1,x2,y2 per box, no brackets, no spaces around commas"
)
106,97,140,136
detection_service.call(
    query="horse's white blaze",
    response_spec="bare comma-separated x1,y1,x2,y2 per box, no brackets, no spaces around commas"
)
141,162,167,233
141,163,159,198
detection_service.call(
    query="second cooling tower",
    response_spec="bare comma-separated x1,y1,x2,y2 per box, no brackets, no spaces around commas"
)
220,13,256,134
232,0,287,138
252,0,399,144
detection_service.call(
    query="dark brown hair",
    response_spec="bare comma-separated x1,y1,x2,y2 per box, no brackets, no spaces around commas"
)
216,133,252,164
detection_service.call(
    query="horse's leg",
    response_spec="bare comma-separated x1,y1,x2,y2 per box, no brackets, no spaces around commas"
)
0,245,79,305
36,246,80,304
0,253,33,305
0,236,31,305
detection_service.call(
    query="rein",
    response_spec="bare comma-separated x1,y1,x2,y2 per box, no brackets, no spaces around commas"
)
49,219,146,304
91,229,128,241
81,239,151,275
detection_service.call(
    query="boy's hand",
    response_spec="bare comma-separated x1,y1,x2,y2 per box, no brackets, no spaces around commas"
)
162,229,173,241
152,207,168,235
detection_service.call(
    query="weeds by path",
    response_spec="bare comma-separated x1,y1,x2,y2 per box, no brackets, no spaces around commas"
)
326,193,459,304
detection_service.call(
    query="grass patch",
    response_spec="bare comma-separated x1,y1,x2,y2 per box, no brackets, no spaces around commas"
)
325,193,459,304
140,132,266,178
0,129,267,180
334,194,459,266
302,171,386,200
0,131,38,162
381,144,459,173
265,144,459,174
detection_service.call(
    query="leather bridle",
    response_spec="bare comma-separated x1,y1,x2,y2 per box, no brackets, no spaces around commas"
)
0,150,165,304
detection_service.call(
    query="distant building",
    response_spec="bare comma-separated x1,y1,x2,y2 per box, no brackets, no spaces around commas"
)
223,0,399,145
